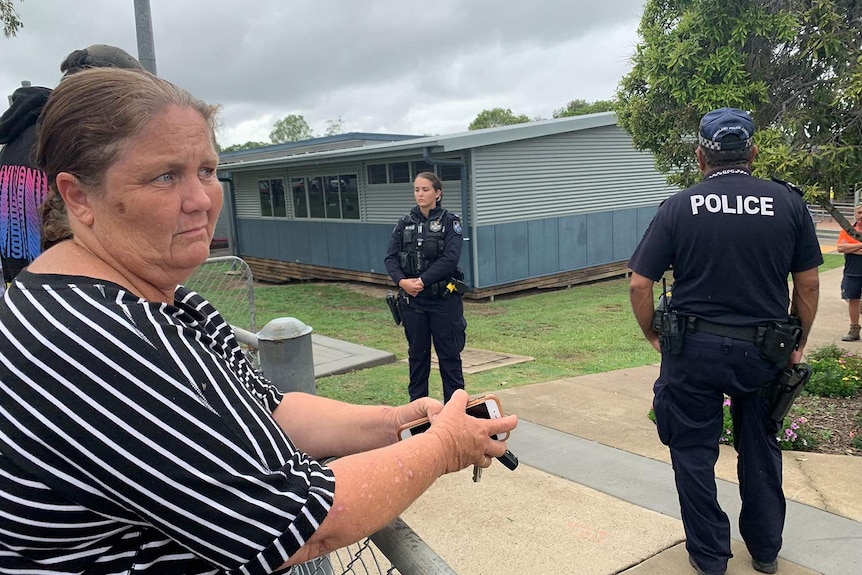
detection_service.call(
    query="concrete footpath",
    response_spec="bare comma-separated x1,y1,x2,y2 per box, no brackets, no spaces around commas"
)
400,265,861,574
315,255,861,574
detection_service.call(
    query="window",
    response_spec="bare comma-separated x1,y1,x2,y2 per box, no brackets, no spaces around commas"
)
389,162,410,184
324,176,341,219
411,160,435,179
339,174,359,220
292,178,308,218
290,173,360,220
367,164,387,184
308,176,326,218
365,160,463,184
258,178,286,217
439,164,461,181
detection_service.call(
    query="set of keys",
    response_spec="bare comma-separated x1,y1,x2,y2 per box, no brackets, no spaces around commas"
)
472,449,519,482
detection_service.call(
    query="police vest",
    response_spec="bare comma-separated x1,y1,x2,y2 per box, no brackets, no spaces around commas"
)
398,209,448,276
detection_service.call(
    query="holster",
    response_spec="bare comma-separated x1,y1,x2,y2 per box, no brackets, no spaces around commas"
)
659,311,685,355
758,319,803,368
761,363,811,422
385,290,402,325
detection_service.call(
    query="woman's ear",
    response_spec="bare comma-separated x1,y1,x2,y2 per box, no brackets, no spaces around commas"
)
56,172,95,227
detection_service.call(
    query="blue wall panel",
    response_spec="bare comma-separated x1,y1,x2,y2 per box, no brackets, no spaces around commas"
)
586,212,614,265
236,207,647,289
636,205,659,241
558,214,587,270
611,210,638,262
237,219,393,273
472,207,644,288
325,223,350,270
528,219,559,277
494,221,530,283
476,226,498,286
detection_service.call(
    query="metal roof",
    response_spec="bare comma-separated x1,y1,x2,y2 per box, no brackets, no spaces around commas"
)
219,132,421,165
220,112,618,171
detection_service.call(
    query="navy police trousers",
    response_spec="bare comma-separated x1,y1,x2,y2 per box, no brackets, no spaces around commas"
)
399,293,467,402
653,331,784,573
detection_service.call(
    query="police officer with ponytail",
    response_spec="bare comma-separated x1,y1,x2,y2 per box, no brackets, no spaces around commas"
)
385,171,467,403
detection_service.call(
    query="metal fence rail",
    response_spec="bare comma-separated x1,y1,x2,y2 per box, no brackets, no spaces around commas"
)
296,518,457,575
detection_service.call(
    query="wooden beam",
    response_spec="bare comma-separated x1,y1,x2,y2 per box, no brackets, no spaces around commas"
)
242,257,631,300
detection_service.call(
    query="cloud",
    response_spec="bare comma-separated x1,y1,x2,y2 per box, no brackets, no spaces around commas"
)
1,0,643,146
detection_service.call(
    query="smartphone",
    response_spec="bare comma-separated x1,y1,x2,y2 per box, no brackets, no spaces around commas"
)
396,394,509,441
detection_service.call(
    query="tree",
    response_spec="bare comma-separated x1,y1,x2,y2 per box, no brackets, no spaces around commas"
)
616,0,862,232
1,0,23,37
553,99,615,118
269,114,313,143
221,141,270,153
324,117,345,137
468,107,532,130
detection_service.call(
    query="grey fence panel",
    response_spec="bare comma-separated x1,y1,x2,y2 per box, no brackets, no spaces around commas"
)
186,256,256,332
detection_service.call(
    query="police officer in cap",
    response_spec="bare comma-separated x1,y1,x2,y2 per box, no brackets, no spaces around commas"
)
628,108,821,575
384,171,467,403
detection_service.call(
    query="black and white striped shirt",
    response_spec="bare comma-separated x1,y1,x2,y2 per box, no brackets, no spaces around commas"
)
0,271,336,574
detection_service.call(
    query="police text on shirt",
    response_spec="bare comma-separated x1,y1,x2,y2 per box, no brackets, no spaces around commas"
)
690,194,774,216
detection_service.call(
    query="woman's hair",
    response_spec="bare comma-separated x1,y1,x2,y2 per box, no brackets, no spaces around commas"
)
36,68,220,246
415,171,443,206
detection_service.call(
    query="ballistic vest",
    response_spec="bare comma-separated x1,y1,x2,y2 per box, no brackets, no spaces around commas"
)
398,209,448,276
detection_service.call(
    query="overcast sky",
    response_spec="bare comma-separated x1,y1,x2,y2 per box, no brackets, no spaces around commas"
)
0,0,645,147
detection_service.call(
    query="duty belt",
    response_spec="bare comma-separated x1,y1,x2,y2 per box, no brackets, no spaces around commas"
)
685,317,761,343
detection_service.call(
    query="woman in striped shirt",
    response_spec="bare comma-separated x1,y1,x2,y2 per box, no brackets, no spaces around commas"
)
0,68,517,575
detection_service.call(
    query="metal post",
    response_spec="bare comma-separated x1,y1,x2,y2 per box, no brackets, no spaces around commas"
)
133,0,158,74
256,318,315,394
370,518,458,575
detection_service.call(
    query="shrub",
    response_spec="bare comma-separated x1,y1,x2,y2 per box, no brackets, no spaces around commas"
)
805,345,862,398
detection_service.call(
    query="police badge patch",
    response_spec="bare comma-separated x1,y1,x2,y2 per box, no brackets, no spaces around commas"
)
429,220,442,232
453,220,462,234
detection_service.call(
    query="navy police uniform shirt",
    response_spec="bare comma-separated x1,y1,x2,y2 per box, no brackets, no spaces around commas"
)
629,167,823,326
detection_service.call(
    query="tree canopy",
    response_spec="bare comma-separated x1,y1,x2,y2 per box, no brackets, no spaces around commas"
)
616,0,862,227
468,107,532,130
553,99,615,118
1,0,22,37
269,114,313,143
324,117,345,137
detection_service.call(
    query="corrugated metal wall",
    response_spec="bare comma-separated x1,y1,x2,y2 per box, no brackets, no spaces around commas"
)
363,183,464,224
471,125,676,225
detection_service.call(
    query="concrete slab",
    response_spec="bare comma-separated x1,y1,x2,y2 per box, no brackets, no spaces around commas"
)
622,542,820,575
400,463,685,575
406,347,535,374
311,333,395,378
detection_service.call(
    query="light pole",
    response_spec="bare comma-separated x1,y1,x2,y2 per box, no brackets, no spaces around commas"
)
133,0,157,74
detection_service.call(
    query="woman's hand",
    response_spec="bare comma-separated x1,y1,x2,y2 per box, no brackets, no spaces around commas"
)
392,397,443,432
399,278,423,297
424,390,518,473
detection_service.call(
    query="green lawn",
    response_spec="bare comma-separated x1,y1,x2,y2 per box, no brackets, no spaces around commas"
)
205,253,844,406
